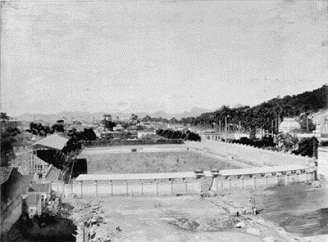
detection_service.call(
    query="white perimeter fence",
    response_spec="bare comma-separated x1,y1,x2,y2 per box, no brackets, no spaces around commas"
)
51,165,316,197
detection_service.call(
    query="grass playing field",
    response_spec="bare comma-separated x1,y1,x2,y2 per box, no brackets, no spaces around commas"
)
79,151,239,174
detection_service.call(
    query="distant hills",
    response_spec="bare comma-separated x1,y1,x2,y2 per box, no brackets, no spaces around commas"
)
15,107,213,123
13,84,328,128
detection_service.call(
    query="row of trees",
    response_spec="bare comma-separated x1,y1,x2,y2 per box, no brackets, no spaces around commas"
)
28,122,65,136
63,127,97,154
27,121,97,155
156,129,201,141
128,85,326,133
179,84,328,133
231,134,318,158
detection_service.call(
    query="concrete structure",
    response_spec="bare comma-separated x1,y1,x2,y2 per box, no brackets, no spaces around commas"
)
31,156,50,179
25,193,42,218
279,117,301,133
318,147,328,180
51,141,319,198
137,130,156,139
103,114,112,122
30,134,70,183
312,110,328,137
52,164,315,197
202,132,234,142
167,124,185,130
25,183,51,217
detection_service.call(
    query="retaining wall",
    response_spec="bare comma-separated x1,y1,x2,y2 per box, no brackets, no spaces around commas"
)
52,168,315,198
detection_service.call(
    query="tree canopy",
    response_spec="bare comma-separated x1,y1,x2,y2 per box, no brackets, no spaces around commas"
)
177,85,328,133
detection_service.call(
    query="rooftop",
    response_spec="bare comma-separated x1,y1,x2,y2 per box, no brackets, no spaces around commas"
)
31,133,69,150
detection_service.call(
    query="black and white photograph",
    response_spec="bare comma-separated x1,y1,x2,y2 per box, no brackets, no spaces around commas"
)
1,0,328,241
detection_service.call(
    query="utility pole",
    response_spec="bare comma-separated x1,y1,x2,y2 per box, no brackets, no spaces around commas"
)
277,114,280,133
225,115,230,142
306,116,309,132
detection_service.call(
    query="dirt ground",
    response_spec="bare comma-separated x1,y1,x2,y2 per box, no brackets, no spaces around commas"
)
65,183,328,242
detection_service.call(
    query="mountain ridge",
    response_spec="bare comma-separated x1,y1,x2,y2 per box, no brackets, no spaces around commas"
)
15,107,213,123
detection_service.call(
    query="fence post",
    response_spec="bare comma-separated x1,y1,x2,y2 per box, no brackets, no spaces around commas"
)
305,172,308,182
110,181,113,196
141,181,143,196
95,181,98,197
195,170,204,194
253,176,256,189
79,181,83,197
184,178,188,193
276,174,279,185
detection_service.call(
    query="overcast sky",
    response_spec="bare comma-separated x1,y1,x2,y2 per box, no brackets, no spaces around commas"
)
1,0,327,116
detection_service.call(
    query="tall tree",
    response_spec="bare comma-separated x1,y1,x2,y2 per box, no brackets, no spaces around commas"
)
0,112,10,121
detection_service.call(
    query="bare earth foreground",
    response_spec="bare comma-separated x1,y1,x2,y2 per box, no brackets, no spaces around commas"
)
71,147,328,241
65,183,328,242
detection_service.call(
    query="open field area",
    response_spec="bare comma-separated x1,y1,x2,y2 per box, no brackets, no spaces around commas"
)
67,183,328,242
80,151,239,174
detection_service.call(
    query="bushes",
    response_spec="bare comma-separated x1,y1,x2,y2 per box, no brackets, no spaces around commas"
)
232,136,276,148
320,140,328,147
292,137,318,158
156,129,201,141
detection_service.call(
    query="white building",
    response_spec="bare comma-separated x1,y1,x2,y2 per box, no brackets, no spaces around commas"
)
279,117,301,133
137,130,156,139
312,110,328,136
